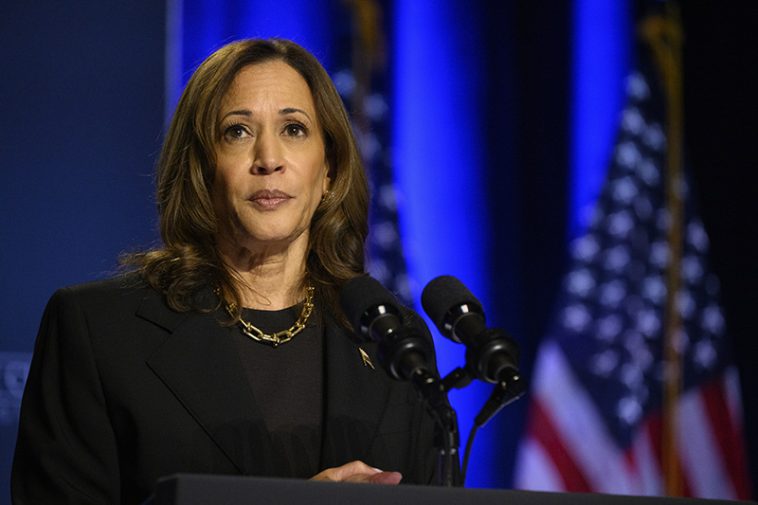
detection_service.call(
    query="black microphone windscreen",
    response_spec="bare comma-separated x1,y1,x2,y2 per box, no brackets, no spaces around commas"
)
339,275,399,333
421,275,484,331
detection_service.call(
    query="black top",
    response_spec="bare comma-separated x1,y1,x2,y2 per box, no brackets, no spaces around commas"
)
232,304,323,478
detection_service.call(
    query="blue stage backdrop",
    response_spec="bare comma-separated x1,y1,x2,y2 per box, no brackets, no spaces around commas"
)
3,0,756,500
0,1,167,500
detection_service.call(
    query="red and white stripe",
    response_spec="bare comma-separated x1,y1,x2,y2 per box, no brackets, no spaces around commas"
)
514,342,750,499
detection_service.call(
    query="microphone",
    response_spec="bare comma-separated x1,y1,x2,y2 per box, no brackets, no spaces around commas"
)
340,275,435,381
421,275,520,385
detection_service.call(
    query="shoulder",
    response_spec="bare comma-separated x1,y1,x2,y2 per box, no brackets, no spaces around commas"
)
47,272,158,318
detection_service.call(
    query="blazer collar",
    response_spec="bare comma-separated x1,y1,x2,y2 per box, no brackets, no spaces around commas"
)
137,292,261,474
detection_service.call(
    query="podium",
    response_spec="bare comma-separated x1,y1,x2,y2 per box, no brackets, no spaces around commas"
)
149,474,752,505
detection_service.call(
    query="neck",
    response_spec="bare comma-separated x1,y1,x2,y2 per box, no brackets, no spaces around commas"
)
217,237,309,310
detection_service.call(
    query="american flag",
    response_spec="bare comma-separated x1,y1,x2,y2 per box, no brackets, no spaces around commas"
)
514,15,751,500
331,1,413,306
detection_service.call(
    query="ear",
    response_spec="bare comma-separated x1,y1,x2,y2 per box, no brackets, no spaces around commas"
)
322,164,332,194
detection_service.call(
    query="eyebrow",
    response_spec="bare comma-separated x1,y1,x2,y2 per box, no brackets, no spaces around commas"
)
221,108,313,121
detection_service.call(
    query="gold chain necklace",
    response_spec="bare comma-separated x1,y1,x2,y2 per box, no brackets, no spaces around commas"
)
223,286,315,348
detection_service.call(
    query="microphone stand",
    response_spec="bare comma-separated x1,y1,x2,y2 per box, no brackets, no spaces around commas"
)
383,343,466,487
412,368,462,487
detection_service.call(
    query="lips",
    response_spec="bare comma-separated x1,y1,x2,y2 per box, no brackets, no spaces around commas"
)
248,189,292,210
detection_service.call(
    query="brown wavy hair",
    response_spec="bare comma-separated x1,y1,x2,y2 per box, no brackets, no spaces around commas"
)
125,39,369,325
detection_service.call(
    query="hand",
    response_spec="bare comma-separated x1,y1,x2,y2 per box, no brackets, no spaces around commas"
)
310,460,403,485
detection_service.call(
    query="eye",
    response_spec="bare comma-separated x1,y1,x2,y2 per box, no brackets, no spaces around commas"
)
222,124,250,142
283,122,307,137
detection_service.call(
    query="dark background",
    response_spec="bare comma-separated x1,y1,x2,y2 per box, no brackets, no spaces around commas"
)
681,3,758,496
1,0,756,500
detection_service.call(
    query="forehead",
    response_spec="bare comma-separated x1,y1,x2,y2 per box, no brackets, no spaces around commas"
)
221,60,316,113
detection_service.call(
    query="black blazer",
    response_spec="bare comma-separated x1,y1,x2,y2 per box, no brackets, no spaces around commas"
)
12,276,438,504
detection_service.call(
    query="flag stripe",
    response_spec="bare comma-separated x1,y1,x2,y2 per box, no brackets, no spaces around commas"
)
514,438,565,491
535,344,636,493
677,386,734,499
701,374,751,498
630,416,663,494
529,399,592,491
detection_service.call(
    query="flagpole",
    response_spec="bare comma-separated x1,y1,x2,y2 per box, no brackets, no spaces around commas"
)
641,3,685,496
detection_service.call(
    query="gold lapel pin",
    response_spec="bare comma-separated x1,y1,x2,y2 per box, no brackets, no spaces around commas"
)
358,347,375,370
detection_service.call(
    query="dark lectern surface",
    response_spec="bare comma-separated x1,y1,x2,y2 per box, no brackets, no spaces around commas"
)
151,474,753,505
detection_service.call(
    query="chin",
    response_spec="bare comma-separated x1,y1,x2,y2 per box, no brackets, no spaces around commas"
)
239,226,307,249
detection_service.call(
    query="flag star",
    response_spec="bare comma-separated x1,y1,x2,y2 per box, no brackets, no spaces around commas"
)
620,361,644,389
687,220,710,253
563,304,592,332
642,275,667,304
591,349,620,377
634,195,654,220
612,176,638,204
694,339,717,370
372,221,399,249
608,210,634,239
571,235,600,262
600,280,627,308
642,123,666,151
332,70,356,97
682,256,704,284
636,308,661,337
626,72,650,100
364,93,388,120
366,258,389,283
637,158,660,187
567,269,596,298
622,107,645,135
616,141,642,169
702,305,725,335
649,241,670,269
604,245,631,273
359,132,382,161
378,184,398,211
617,396,643,426
596,314,623,342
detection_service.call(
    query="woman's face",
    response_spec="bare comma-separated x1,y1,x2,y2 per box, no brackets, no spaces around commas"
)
212,60,330,254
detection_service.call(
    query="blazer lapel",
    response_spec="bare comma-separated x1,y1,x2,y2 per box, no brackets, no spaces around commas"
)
320,317,393,469
137,294,262,475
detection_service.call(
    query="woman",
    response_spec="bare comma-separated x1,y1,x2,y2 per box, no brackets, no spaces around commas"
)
12,39,438,504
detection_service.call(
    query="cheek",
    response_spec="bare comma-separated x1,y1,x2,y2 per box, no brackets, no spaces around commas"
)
210,169,238,215
213,161,240,193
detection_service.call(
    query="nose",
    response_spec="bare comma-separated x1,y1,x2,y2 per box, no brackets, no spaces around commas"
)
252,130,284,175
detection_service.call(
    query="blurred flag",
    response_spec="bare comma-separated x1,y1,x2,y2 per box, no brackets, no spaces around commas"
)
331,0,413,304
514,6,751,499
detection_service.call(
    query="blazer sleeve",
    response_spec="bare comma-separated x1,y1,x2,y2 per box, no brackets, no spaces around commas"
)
12,288,121,504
